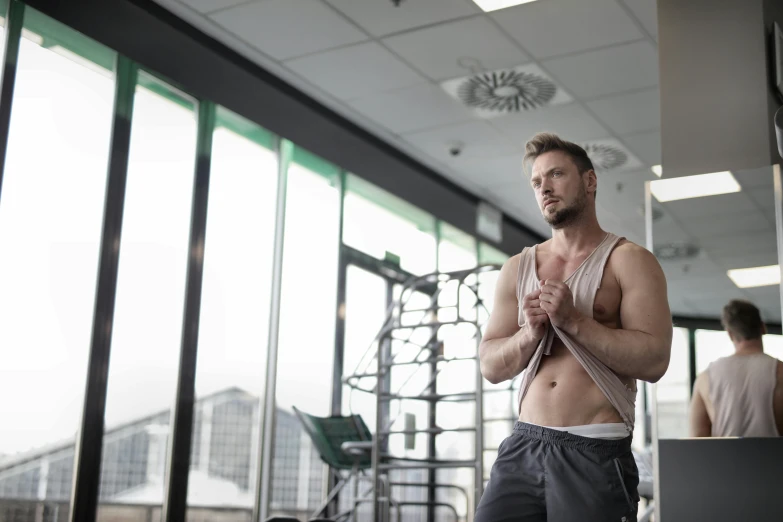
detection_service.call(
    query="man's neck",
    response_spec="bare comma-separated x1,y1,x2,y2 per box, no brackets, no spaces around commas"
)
734,339,764,355
550,214,606,257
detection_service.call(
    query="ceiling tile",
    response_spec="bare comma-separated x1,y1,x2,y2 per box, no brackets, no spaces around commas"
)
714,251,778,270
180,0,248,14
542,41,658,100
210,0,369,61
620,0,658,38
679,212,773,240
451,154,526,187
490,102,609,144
403,121,518,164
698,230,778,257
349,83,474,134
733,166,775,190
623,130,661,166
324,0,479,37
586,88,660,135
284,42,424,100
748,188,776,210
661,192,758,220
492,0,644,59
382,16,529,82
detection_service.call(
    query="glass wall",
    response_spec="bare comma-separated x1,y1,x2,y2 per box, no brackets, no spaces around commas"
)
343,174,437,275
186,108,277,513
649,165,782,447
0,4,523,522
0,8,114,518
655,327,690,439
98,74,197,507
270,148,341,518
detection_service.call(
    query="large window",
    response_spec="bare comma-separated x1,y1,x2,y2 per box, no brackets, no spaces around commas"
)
0,9,114,514
271,148,341,518
98,75,197,506
656,327,690,439
343,175,437,276
438,222,477,273
696,329,783,373
187,108,278,511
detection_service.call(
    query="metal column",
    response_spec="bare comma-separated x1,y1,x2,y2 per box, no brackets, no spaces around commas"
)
68,56,138,522
0,0,24,204
254,138,293,522
774,165,783,329
645,180,661,522
161,100,216,522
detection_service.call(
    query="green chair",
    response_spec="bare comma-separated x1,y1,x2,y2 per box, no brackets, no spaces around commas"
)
292,407,378,522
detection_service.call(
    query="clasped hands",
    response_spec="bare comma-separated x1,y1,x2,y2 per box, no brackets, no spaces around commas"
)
521,280,581,339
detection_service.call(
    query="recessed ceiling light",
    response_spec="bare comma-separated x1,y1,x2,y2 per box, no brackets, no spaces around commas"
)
651,165,663,177
472,0,539,12
727,265,780,288
649,171,740,202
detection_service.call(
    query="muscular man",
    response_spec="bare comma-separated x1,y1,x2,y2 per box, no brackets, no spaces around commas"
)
690,299,783,438
475,133,672,522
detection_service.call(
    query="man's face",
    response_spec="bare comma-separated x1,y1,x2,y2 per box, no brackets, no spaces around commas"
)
529,150,591,229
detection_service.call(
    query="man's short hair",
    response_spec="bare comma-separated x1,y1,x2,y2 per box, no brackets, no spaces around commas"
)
524,132,596,196
721,299,764,340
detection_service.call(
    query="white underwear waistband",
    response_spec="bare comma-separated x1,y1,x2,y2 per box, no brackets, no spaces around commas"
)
540,422,629,440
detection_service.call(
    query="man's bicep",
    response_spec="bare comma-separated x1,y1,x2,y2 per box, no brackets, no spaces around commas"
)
482,256,522,342
618,247,672,342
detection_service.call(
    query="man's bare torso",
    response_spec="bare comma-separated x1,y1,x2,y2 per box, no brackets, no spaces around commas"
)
518,238,636,427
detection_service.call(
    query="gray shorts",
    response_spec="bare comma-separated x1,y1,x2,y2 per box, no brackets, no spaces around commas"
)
475,422,639,522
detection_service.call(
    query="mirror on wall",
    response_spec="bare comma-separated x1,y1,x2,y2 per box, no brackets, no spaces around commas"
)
647,165,782,440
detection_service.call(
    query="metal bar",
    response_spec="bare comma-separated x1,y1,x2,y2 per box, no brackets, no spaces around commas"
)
645,180,661,522
332,171,348,416
473,237,484,507
427,222,442,522
327,170,348,518
384,427,476,435
68,55,138,522
774,165,783,329
687,327,697,398
254,137,292,522
161,100,215,522
0,0,23,205
379,460,476,470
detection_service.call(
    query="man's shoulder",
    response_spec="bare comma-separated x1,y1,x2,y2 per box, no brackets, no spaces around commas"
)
609,239,658,267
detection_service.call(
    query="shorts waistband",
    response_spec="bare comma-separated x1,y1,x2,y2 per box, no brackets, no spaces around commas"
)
513,422,632,456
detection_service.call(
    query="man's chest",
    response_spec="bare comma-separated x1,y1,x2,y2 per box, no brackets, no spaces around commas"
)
536,256,622,324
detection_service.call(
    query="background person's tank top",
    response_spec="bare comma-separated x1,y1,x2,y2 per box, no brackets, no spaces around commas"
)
515,232,637,431
707,353,780,437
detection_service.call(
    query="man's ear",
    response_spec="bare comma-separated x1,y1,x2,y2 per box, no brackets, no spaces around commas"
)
584,169,597,196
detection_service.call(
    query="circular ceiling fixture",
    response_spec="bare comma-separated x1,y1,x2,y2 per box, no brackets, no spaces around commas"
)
653,242,701,261
456,70,557,113
582,143,629,171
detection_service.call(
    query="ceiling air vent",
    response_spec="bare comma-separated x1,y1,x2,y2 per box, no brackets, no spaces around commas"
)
582,143,628,171
458,70,556,112
653,242,701,261
581,138,642,172
442,64,571,118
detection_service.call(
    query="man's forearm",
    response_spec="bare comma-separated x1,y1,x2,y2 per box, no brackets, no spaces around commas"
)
563,316,668,382
479,327,539,384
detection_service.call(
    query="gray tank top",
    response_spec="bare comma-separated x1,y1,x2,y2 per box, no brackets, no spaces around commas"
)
515,232,637,430
707,353,780,437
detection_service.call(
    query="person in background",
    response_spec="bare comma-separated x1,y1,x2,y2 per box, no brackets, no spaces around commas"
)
690,299,783,437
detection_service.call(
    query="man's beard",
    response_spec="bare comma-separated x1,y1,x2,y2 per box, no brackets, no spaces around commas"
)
544,191,587,229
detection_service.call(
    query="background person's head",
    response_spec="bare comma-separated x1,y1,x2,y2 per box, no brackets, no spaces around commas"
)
721,299,766,345
523,133,597,229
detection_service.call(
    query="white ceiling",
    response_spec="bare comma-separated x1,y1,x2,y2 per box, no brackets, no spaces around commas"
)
152,0,781,322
